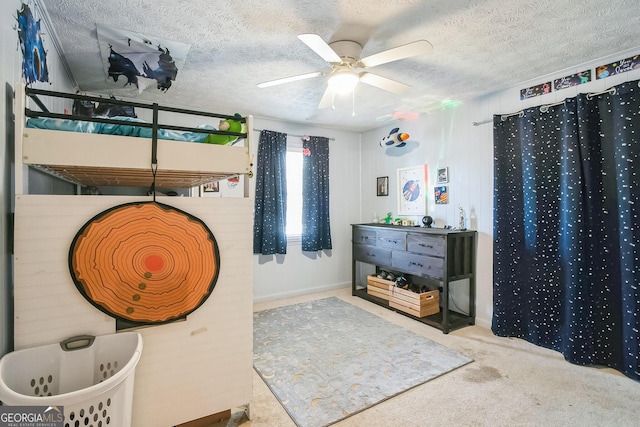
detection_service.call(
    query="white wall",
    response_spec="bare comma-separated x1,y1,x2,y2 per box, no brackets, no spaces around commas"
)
251,117,361,301
359,47,640,329
1,0,74,356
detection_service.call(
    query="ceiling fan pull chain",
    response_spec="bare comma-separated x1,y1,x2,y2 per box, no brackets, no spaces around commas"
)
352,90,356,116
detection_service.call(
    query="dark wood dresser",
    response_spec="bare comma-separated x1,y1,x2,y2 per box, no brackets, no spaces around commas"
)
351,223,477,333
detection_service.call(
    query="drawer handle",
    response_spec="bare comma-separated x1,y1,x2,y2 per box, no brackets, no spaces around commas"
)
361,236,369,241
367,252,376,257
419,243,433,249
409,261,424,268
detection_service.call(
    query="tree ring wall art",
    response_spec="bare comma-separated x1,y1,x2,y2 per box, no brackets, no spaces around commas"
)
69,201,220,326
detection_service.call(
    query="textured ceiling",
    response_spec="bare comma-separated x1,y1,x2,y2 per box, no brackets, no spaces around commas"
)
40,0,640,132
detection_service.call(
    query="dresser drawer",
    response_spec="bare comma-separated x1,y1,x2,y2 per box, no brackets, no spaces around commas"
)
392,251,444,279
354,243,392,267
376,230,406,250
353,227,377,246
407,233,445,257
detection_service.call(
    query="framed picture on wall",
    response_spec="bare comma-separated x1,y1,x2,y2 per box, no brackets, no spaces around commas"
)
435,186,448,204
202,181,219,193
377,176,389,196
397,165,427,215
437,167,449,184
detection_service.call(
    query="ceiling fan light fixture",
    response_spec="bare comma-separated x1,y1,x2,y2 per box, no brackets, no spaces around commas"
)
328,70,359,94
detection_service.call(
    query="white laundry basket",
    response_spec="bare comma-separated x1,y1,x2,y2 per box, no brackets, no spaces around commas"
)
0,332,143,427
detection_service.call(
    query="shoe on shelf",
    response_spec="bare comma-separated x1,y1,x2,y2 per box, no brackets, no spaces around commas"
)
377,270,389,279
395,275,411,290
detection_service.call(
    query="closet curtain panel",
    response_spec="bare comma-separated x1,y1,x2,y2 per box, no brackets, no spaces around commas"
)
253,130,287,255
492,79,640,381
302,136,332,251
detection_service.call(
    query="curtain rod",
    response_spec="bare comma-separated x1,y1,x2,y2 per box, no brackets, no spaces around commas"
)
253,128,335,141
475,82,638,125
586,86,616,100
539,99,566,113
472,118,493,126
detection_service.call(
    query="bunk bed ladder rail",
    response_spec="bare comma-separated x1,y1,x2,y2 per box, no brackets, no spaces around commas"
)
150,103,158,201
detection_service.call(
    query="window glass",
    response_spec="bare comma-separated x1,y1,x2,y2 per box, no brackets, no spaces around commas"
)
286,141,303,237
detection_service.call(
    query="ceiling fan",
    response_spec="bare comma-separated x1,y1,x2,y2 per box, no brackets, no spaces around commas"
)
257,34,433,110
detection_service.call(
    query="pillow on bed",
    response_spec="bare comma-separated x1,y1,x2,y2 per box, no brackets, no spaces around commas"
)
72,100,96,117
72,98,137,119
94,101,137,118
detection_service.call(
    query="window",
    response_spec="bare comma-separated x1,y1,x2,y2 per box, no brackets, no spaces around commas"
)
286,139,303,237
253,131,331,254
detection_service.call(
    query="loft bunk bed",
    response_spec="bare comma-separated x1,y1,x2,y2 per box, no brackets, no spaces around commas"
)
13,83,253,192
11,83,256,424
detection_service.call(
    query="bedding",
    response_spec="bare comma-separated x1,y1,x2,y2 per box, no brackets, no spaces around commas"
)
26,116,220,143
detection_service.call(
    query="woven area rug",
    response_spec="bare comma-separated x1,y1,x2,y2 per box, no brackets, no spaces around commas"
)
253,297,473,427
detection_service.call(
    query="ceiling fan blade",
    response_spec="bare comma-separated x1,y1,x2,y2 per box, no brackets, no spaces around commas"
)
359,72,411,95
298,34,342,63
361,40,433,68
317,86,334,109
257,71,322,88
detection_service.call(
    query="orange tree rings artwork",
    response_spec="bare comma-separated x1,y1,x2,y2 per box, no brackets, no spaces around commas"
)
68,202,220,324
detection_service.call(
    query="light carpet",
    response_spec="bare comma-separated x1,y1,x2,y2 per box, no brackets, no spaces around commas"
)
253,297,473,427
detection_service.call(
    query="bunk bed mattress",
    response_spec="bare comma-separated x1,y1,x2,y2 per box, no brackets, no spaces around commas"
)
26,116,216,143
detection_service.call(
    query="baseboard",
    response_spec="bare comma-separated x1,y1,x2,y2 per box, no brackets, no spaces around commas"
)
253,281,350,303
474,317,491,329
253,282,493,330
176,409,231,427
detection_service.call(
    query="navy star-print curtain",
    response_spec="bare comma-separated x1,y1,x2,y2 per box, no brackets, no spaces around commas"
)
302,136,332,251
253,130,287,255
493,79,640,381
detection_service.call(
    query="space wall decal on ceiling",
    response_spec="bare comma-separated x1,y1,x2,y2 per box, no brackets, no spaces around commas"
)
96,23,191,93
16,2,49,85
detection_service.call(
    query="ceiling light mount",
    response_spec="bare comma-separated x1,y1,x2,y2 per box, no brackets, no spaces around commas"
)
328,40,364,66
328,69,359,94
